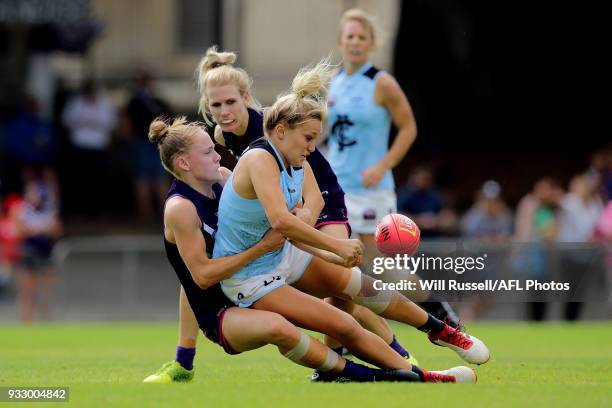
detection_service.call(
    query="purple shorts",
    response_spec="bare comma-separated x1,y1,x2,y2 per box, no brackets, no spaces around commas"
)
314,206,352,237
202,306,241,355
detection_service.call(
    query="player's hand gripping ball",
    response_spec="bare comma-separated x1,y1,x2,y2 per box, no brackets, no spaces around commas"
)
375,214,421,256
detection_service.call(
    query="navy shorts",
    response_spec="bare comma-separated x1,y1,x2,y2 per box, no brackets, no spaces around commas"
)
314,206,352,237
200,305,241,355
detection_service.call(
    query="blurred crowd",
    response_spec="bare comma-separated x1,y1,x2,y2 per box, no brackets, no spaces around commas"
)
0,74,174,321
0,74,173,225
1,76,612,322
397,155,612,321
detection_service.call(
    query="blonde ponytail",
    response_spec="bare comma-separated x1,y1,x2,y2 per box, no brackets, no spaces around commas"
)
264,57,335,135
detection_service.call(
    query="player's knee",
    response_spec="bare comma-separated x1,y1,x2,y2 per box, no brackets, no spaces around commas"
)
329,313,361,344
265,315,300,347
350,304,370,325
328,296,355,313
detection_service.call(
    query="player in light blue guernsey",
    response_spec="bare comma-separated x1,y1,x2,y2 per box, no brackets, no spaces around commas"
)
214,138,305,285
328,9,462,329
327,9,417,268
328,62,395,194
210,59,488,382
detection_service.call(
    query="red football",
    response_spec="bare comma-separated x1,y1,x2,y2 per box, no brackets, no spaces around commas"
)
375,214,421,256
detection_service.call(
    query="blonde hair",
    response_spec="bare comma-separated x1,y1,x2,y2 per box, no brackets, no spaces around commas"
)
196,46,261,125
148,116,205,178
337,8,378,48
264,57,334,135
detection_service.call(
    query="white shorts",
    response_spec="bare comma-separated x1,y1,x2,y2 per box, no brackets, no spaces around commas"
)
221,244,313,307
345,190,397,234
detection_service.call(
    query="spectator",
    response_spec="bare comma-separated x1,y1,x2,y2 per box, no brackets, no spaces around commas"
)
460,180,512,320
586,147,612,202
0,194,23,295
461,180,513,240
2,96,58,196
557,174,603,320
599,147,612,201
397,166,456,237
62,78,116,216
558,175,603,243
514,177,564,320
593,200,612,316
126,72,172,221
15,180,62,321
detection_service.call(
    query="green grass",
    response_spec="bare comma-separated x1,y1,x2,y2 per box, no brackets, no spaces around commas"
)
1,322,611,407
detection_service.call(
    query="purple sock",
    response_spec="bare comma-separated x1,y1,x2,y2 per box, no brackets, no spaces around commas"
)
332,346,344,355
176,346,196,370
389,335,410,358
341,360,377,381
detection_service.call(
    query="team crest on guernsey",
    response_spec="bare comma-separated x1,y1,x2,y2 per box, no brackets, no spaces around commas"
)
331,115,356,151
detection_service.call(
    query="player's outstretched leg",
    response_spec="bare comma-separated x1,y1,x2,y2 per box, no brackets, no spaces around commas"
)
294,260,490,365
252,285,476,383
324,297,419,366
220,307,418,383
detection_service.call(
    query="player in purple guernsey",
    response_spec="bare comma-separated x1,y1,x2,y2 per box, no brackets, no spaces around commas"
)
143,117,412,383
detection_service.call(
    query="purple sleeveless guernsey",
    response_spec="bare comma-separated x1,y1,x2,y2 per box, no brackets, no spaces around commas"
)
163,179,238,354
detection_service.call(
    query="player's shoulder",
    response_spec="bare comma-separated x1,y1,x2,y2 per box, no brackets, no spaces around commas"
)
241,146,276,166
240,143,283,175
165,195,198,224
373,70,398,89
374,71,403,102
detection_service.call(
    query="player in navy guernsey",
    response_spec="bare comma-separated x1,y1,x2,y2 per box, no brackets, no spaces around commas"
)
143,116,418,383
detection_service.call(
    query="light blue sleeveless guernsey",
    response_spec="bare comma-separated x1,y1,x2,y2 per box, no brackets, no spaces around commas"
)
327,62,393,194
212,139,304,280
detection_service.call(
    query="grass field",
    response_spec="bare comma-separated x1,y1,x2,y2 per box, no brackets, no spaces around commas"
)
1,322,611,407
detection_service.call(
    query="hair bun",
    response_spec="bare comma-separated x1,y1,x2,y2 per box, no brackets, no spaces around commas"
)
148,119,170,145
199,46,237,74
